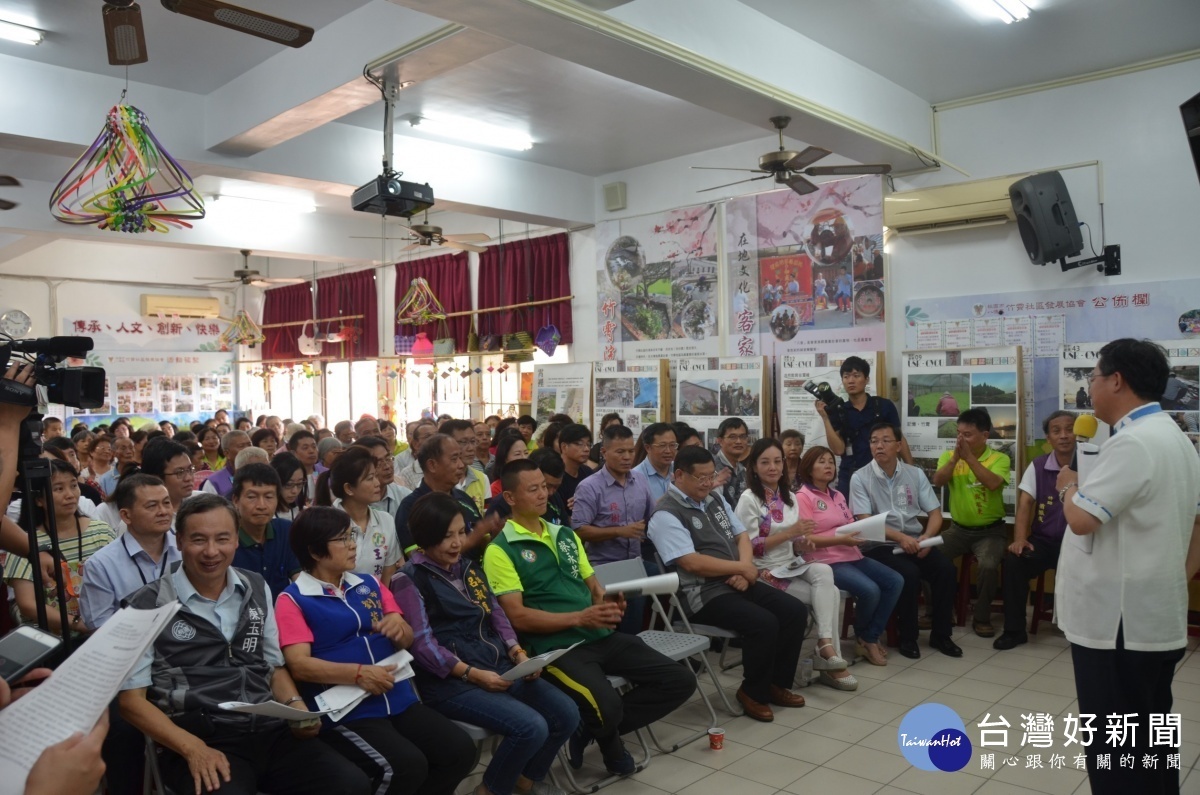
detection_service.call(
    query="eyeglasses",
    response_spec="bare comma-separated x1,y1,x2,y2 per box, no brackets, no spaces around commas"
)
329,532,356,546
374,456,394,466
283,480,305,490
1086,372,1109,384
651,442,680,451
166,467,197,479
684,472,715,486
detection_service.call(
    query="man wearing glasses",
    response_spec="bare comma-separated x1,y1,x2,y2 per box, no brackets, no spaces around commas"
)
633,423,677,502
713,418,751,506
97,438,197,535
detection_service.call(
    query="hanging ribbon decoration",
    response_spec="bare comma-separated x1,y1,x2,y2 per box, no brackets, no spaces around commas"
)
49,104,205,234
394,277,447,325
217,310,266,350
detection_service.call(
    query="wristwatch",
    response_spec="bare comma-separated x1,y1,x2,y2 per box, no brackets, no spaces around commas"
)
461,666,473,682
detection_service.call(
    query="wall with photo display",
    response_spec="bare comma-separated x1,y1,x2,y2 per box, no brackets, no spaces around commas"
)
531,363,592,424
676,356,769,454
592,359,672,437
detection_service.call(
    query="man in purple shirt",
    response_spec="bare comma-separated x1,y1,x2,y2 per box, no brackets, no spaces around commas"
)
572,425,656,634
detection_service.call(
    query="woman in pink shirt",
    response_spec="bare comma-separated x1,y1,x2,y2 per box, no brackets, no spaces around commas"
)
795,446,903,666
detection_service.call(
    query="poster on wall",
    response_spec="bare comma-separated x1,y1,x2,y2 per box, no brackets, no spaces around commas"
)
532,363,592,424
595,203,720,361
901,346,1023,517
778,351,879,447
592,359,671,435
676,357,768,452
725,177,886,358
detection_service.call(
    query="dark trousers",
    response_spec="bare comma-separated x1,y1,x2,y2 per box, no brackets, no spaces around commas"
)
322,704,477,795
1071,625,1186,795
1001,537,1060,634
542,632,695,760
691,582,809,703
866,545,957,643
617,560,661,636
101,700,144,795
160,725,371,795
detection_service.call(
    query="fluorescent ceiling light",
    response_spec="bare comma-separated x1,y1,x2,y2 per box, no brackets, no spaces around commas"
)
0,19,45,45
993,0,1031,22
408,115,533,152
210,194,316,214
954,0,1031,23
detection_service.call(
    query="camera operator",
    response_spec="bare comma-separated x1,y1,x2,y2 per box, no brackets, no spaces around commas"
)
0,362,35,513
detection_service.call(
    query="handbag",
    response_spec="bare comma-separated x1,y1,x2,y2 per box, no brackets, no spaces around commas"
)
412,332,434,365
297,320,321,357
502,308,535,363
395,332,416,355
480,314,502,352
433,319,456,356
534,310,561,357
467,318,480,353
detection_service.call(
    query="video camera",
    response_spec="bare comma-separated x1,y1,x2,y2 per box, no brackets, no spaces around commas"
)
0,337,106,409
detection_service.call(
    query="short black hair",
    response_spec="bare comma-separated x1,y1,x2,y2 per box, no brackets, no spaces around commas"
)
290,506,352,572
42,417,62,430
674,445,714,474
289,429,316,448
416,434,454,470
271,452,307,510
548,413,573,425
112,473,167,512
558,423,592,447
140,438,190,478
671,422,701,447
640,422,675,446
840,356,871,379
957,408,993,433
353,435,389,453
517,415,537,429
439,419,474,437
42,436,75,455
175,492,237,536
501,458,541,493
600,412,623,428
867,422,901,441
314,447,376,506
717,417,748,437
1042,410,1075,435
408,493,467,550
232,462,281,498
251,428,278,448
1097,338,1170,402
601,424,634,444
780,429,805,445
529,448,565,478
175,431,197,445
538,422,566,450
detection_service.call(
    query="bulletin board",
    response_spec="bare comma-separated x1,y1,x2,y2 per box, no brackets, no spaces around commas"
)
676,356,769,452
592,359,672,436
532,363,592,424
777,351,881,447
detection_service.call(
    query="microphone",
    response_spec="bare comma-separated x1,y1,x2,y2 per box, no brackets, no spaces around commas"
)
5,337,95,358
1070,413,1100,476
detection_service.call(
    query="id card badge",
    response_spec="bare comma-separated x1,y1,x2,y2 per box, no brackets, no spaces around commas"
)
844,443,853,456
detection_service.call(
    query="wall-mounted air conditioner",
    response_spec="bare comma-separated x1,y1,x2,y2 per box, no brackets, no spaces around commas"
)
139,294,223,319
884,174,1031,235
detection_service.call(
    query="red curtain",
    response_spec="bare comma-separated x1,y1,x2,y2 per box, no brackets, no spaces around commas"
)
262,282,314,362
394,252,472,349
477,233,572,343
316,269,379,358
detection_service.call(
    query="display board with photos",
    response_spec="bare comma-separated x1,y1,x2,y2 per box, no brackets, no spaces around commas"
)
67,352,236,428
901,346,1023,518
676,356,769,453
531,363,592,424
1059,340,1199,451
777,351,880,449
592,359,672,437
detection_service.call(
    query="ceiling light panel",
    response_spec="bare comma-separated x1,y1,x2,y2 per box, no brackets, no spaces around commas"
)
0,18,45,45
408,115,533,152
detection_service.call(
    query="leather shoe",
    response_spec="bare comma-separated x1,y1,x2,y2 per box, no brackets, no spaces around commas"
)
973,621,995,638
897,641,921,659
929,635,963,657
736,688,774,722
992,632,1028,651
769,685,806,708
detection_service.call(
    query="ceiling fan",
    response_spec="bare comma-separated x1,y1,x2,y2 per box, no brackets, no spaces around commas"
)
102,0,315,66
352,212,491,254
195,250,308,288
693,116,891,196
0,176,19,211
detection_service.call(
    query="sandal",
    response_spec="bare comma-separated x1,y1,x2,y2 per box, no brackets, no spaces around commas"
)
857,640,888,666
818,669,859,691
812,643,848,671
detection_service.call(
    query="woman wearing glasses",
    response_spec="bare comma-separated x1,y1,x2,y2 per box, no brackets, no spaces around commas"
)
278,506,475,795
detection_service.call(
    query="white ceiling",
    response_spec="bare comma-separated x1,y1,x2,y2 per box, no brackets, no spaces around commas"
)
741,0,1200,104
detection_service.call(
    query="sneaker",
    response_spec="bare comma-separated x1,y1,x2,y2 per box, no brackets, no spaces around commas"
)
603,749,636,777
567,724,591,769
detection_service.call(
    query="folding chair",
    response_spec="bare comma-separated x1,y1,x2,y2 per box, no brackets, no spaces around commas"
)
650,551,746,673
452,720,497,771
144,738,269,795
552,673,653,794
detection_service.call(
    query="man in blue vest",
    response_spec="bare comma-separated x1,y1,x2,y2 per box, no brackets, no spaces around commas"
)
118,493,368,795
993,411,1075,651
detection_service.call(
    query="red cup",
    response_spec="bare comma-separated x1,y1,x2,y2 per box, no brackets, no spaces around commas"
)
708,728,726,750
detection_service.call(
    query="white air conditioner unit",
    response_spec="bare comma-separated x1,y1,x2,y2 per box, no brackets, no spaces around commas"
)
140,294,223,319
884,174,1031,235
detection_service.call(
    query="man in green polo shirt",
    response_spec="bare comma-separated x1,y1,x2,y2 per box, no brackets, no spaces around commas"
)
932,408,1011,638
484,460,695,778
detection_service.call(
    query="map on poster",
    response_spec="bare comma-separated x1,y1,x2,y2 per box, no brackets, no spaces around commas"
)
592,359,671,436
725,177,885,358
676,357,767,453
901,347,1023,517
532,363,591,424
778,351,878,449
595,203,720,361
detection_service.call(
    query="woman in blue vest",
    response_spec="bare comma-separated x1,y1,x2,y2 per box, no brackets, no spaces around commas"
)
277,507,475,795
391,493,578,795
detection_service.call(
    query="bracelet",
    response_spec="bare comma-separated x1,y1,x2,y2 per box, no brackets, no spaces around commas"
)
461,665,473,682
284,696,304,706
510,646,525,660
1058,482,1078,502
354,664,363,683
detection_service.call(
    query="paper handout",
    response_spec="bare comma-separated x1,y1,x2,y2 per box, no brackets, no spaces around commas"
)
893,536,946,555
832,513,887,543
313,650,415,722
219,701,333,720
768,558,813,579
501,642,584,681
599,573,679,598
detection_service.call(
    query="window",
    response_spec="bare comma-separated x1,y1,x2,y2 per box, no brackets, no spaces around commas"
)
323,361,379,424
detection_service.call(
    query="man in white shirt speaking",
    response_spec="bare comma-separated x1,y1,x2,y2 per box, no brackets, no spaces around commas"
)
1056,338,1200,795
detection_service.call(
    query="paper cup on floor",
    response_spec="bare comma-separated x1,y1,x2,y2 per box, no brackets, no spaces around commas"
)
708,728,726,750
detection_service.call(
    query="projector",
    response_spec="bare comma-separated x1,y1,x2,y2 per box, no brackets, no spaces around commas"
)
351,175,434,219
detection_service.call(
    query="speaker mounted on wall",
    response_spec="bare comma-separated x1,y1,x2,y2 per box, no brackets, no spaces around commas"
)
1008,170,1120,276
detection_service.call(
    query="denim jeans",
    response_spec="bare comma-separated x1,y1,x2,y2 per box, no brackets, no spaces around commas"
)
831,556,904,643
433,677,580,795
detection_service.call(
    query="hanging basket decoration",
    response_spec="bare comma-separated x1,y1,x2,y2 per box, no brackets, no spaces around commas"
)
217,310,265,350
535,323,562,356
49,105,205,234
395,278,447,325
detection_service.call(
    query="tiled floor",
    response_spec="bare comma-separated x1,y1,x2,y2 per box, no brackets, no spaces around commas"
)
455,622,1200,795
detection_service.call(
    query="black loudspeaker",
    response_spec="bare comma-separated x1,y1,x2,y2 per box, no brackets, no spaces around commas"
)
1008,171,1083,265
1182,91,1200,186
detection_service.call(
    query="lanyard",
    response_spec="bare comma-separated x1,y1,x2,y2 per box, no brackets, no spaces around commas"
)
1113,404,1161,434
122,533,170,586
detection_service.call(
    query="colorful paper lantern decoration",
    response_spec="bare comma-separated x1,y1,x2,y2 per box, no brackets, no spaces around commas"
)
50,105,205,234
395,278,447,325
217,310,265,350
535,322,561,356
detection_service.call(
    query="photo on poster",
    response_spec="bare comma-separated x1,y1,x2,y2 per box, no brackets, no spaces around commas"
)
160,394,175,414
989,441,1016,462
769,304,804,342
535,388,557,422
633,378,658,408
116,395,132,414
983,406,1018,440
176,397,194,413
971,372,1018,405
1180,310,1200,336
937,419,959,439
596,378,634,408
1062,368,1093,409
1167,411,1199,433
719,380,761,416
911,456,941,486
137,378,154,397
133,400,154,415
179,378,194,396
560,388,586,423
199,376,218,391
759,254,813,324
1162,365,1198,410
158,376,179,393
908,373,969,418
641,409,658,426
680,300,715,341
117,379,137,394
623,412,642,433
679,379,719,416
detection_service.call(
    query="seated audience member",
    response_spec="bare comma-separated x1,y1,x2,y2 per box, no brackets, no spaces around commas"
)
473,422,493,473
333,420,356,445
272,452,307,521
41,416,64,440
130,430,150,463
395,421,437,481
316,428,335,442
488,449,571,526
488,430,530,498
277,507,475,795
392,494,577,795
118,495,369,795
849,423,961,659
796,446,903,667
288,430,322,501
235,417,253,432
102,438,195,534
632,423,677,502
588,414,622,465
395,435,502,557
304,414,324,432
516,415,538,450
379,420,402,457
43,436,104,506
354,416,381,440
556,424,595,507
252,427,279,458
779,430,805,491
195,426,224,473
672,423,703,449
80,434,113,494
735,439,856,690
200,430,251,499
318,437,345,471
993,411,1075,651
354,436,412,516
441,420,491,513
931,408,1011,638
98,436,138,498
315,447,402,583
712,418,751,507
232,464,301,596
111,418,133,439
486,460,695,774
234,446,269,470
538,422,565,455
648,447,808,721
